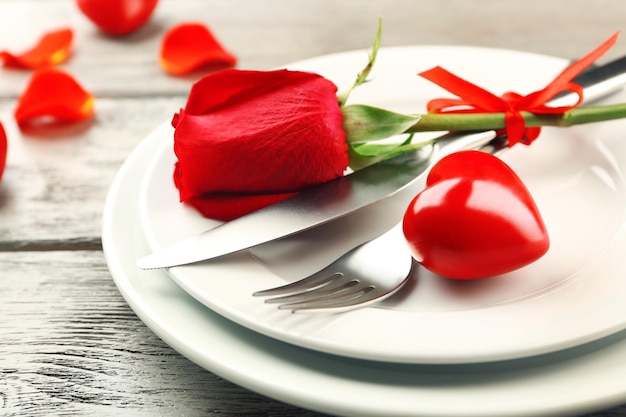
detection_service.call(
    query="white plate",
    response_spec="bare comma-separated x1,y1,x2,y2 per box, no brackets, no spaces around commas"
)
138,46,626,364
102,98,626,417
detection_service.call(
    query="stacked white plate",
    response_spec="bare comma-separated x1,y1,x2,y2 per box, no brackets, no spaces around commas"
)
103,46,626,417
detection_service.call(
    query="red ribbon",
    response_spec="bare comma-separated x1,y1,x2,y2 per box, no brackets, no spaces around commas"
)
419,32,619,146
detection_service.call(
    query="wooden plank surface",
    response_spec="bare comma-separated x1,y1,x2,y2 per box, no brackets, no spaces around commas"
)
2,250,625,417
4,0,626,244
0,251,323,417
1,0,626,415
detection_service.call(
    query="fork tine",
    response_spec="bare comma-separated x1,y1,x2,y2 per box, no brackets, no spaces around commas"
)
252,267,342,297
277,282,374,310
263,277,360,304
253,223,413,314
286,277,409,313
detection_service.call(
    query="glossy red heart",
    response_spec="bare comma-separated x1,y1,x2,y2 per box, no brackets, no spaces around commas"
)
76,0,158,36
402,150,549,279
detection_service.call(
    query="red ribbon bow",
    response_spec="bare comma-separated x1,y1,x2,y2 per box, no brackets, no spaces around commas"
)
419,32,619,146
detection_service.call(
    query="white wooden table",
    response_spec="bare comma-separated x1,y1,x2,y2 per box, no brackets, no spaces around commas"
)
1,1,626,416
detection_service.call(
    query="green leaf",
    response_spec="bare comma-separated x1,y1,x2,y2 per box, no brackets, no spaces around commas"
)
347,135,434,170
348,146,388,171
347,141,407,170
350,135,412,156
342,104,421,143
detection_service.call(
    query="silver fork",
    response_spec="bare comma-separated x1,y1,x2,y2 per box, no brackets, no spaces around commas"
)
251,135,512,314
253,224,414,313
251,135,509,314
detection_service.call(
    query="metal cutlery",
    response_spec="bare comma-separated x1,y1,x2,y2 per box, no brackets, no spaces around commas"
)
253,224,412,313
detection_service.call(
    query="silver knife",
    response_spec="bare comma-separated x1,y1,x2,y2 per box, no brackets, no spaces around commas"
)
137,55,626,270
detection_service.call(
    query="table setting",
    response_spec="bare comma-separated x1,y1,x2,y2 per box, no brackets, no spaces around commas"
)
3,1,626,416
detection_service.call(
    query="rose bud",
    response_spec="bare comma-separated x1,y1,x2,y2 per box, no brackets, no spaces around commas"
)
172,69,348,221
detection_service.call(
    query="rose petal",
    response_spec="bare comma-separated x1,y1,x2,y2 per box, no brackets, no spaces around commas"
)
159,22,237,76
14,68,95,127
173,71,347,199
0,28,73,69
77,0,158,36
0,122,7,182
172,69,348,221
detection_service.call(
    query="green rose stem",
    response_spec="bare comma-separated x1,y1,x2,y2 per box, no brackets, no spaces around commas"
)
342,20,626,170
405,102,626,133
343,102,626,170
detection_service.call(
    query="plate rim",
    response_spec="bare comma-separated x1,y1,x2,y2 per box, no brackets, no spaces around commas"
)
138,45,626,364
102,58,626,414
102,100,626,417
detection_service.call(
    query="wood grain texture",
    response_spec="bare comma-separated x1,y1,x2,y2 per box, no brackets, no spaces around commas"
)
2,0,626,245
1,0,626,415
0,96,181,244
2,252,625,417
0,251,326,417
2,0,626,99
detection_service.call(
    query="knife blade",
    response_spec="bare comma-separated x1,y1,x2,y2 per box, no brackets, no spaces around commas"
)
137,55,626,270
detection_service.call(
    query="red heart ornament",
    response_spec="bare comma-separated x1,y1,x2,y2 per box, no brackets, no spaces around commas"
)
402,150,550,280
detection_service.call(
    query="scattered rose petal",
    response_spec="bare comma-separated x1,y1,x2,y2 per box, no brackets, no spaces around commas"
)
77,0,158,36
0,28,74,69
14,68,95,127
160,22,237,76
0,122,6,182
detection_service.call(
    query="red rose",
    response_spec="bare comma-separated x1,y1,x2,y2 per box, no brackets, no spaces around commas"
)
172,69,348,221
